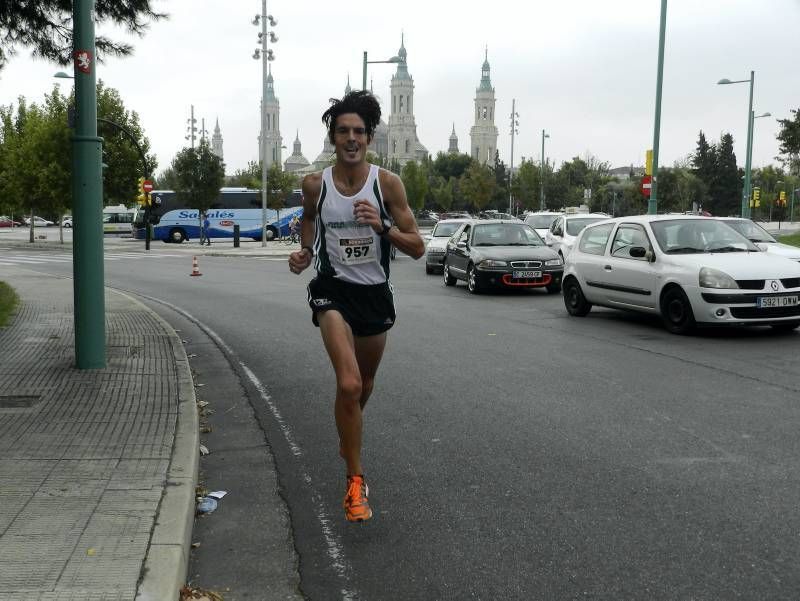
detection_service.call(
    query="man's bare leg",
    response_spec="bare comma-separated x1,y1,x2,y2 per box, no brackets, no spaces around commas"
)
317,311,364,475
354,332,387,410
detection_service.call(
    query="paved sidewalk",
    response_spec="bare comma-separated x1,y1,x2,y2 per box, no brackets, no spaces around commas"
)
0,269,198,601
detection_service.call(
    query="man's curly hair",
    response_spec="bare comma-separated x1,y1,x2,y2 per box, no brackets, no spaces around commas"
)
321,90,382,144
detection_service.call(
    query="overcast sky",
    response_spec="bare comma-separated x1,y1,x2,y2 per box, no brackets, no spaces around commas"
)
2,0,799,178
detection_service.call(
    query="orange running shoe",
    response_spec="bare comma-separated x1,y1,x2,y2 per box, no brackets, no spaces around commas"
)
343,475,372,522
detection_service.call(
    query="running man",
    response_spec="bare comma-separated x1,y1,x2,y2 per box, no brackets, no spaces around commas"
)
288,90,424,522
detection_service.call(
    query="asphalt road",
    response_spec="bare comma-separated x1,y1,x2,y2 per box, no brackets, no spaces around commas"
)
5,243,800,600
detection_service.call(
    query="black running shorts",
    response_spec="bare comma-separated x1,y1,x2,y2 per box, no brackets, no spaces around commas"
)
307,275,395,337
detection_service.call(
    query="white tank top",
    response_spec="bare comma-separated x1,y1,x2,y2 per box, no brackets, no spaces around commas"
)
312,164,393,285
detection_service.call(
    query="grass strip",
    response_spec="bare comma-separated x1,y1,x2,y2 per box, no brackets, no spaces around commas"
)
777,233,800,248
0,281,20,327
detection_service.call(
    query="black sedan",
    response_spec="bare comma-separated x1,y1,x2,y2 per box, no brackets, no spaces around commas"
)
442,220,564,293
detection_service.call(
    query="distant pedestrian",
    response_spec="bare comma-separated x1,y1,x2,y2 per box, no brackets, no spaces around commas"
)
202,212,211,246
288,90,425,522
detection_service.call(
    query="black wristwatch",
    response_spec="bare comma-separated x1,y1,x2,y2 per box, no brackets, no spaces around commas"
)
301,245,314,257
379,223,392,236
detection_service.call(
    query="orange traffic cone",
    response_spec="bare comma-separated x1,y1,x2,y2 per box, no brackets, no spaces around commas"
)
190,256,202,276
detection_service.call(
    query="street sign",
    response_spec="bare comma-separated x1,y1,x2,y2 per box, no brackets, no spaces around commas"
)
142,180,153,193
641,175,652,197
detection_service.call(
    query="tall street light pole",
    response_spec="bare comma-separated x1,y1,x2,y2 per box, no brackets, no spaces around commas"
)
717,71,755,217
540,129,549,211
649,0,668,215
71,0,105,369
254,2,277,246
508,99,518,215
362,51,401,91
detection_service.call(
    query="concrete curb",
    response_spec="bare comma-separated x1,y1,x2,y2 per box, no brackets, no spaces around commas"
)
113,291,199,601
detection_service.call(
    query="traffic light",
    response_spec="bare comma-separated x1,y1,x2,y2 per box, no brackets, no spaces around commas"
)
753,187,761,208
136,176,149,206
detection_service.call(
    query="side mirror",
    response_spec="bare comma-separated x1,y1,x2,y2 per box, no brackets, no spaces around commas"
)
629,246,647,258
424,235,432,242
457,241,467,249
646,249,655,263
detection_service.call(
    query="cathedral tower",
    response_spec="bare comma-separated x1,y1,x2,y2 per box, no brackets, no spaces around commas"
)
211,118,223,159
388,34,427,165
448,123,459,154
469,48,498,165
258,65,283,168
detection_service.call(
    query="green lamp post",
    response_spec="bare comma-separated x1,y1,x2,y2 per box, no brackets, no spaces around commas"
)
71,0,106,369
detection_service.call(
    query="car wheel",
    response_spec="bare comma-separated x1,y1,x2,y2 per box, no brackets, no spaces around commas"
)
546,283,562,294
770,322,800,333
563,278,591,316
466,264,481,294
168,228,186,244
661,287,696,335
443,261,457,286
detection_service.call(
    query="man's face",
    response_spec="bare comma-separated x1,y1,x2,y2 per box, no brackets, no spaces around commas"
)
333,113,370,165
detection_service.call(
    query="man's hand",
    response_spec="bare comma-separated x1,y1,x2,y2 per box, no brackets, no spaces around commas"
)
353,199,383,233
289,247,313,274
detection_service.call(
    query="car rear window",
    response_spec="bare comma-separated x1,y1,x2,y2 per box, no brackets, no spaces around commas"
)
566,217,606,236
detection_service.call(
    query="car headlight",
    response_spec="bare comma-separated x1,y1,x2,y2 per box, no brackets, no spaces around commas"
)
545,258,563,266
699,267,739,289
477,259,508,268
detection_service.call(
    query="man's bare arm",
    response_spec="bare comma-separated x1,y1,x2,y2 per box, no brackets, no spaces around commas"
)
378,169,425,259
288,173,321,274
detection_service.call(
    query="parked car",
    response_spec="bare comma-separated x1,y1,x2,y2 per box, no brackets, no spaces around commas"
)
23,216,55,227
478,210,519,220
0,216,22,228
424,218,473,274
417,210,439,222
439,211,472,220
442,220,563,293
62,216,73,228
717,217,800,262
545,212,609,259
524,211,562,238
562,215,800,334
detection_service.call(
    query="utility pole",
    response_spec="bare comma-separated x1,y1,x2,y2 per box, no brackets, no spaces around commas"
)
508,99,518,215
185,105,197,149
71,0,106,368
649,0,668,214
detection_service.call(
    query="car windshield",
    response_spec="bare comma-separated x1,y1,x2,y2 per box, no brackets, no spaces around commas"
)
433,222,463,237
471,223,544,246
565,217,606,236
650,219,760,254
722,219,777,243
525,215,558,229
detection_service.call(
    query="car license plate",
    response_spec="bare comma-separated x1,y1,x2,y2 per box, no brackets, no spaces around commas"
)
513,270,541,279
757,295,799,308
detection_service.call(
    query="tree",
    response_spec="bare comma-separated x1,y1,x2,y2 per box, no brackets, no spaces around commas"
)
95,80,157,205
431,152,473,181
266,162,298,212
776,108,800,175
226,161,261,188
492,151,509,211
429,176,454,212
0,1,166,70
712,133,740,216
400,160,429,213
170,140,225,212
691,131,715,207
459,162,495,213
511,159,540,211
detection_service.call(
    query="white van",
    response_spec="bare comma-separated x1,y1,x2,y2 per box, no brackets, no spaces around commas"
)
103,204,136,234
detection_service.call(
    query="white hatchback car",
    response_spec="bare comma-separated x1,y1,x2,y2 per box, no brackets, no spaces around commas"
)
424,218,473,274
717,217,800,263
545,212,609,259
562,215,800,334
523,211,561,239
